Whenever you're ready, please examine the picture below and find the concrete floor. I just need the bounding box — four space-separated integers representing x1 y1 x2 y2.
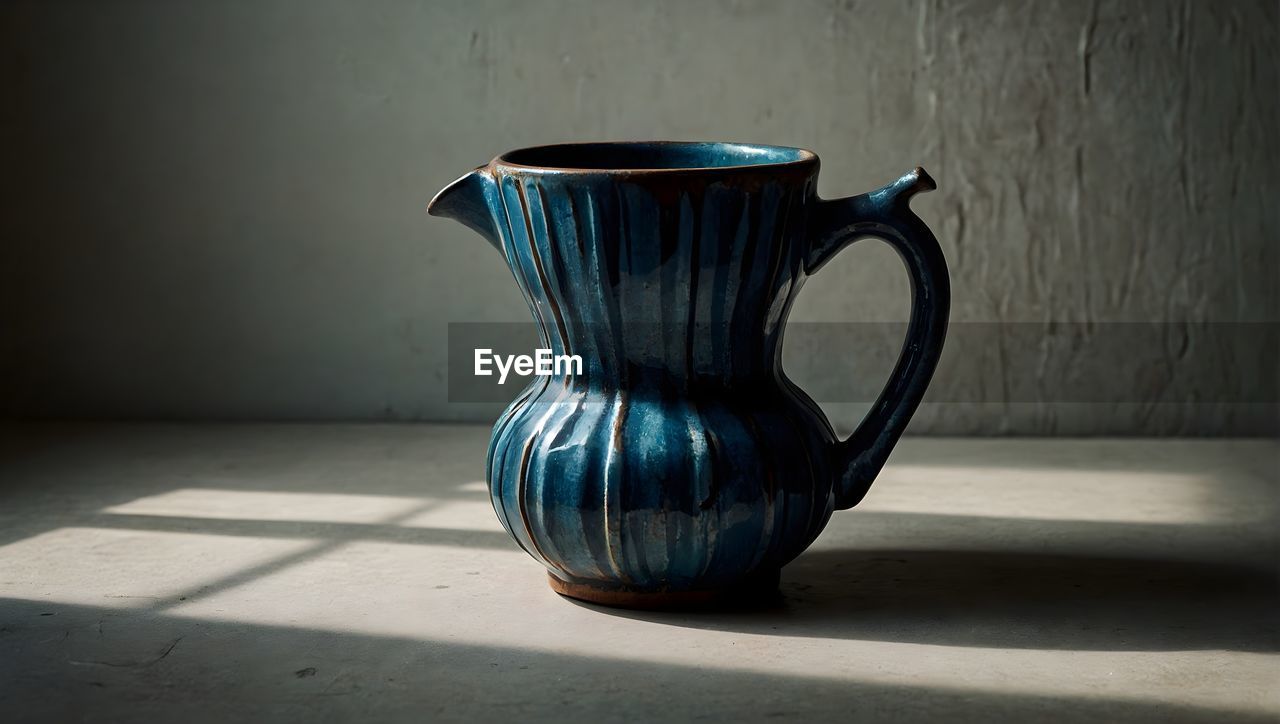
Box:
0 424 1275 722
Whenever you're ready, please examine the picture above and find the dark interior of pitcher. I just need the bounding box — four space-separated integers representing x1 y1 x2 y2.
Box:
498 142 815 171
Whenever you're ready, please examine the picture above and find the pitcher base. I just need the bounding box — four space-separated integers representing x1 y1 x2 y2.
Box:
547 569 781 610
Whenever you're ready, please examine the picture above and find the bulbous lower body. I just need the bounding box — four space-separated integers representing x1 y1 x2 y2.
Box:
486 377 836 605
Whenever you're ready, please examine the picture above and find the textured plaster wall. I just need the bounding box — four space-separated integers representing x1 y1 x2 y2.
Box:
2 0 1277 434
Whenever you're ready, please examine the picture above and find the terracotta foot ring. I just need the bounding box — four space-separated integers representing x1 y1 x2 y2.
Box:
547 569 781 610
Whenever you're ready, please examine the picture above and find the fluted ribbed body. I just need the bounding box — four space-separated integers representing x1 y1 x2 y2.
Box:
484 164 839 590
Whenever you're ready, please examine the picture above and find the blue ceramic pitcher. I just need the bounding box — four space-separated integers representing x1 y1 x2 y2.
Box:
430 142 948 607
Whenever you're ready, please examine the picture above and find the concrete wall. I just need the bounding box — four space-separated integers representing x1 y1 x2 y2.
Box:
3 0 1277 434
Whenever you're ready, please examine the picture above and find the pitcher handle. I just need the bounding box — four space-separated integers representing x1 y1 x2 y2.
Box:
804 167 950 510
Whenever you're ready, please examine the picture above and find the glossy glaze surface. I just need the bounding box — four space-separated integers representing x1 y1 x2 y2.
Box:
430 142 948 597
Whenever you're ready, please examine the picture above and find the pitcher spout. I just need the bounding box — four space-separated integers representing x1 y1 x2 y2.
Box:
428 167 502 253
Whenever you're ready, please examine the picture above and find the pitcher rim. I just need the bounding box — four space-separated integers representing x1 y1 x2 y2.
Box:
491 141 819 176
